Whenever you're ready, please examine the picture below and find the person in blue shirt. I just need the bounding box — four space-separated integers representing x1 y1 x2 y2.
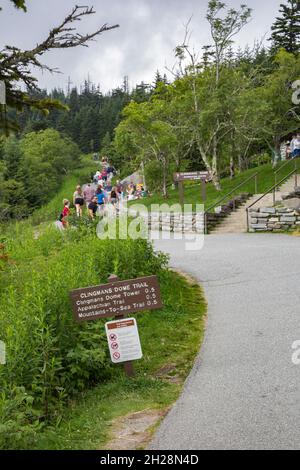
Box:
96 189 106 215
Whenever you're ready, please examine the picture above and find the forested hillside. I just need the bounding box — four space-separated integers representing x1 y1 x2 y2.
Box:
2 1 300 208
8 76 164 154
0 129 82 221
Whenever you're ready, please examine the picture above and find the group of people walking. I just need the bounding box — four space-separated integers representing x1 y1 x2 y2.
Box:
57 158 122 229
56 157 149 230
82 182 121 219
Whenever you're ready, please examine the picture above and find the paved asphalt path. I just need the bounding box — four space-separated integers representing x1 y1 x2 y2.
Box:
150 234 300 450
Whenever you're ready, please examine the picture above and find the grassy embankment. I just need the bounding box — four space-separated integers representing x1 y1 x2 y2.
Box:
30 157 98 226
133 161 298 211
0 165 207 450
34 271 206 450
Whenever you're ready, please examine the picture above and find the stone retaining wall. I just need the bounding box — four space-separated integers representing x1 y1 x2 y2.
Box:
128 193 252 234
249 207 300 232
128 210 205 233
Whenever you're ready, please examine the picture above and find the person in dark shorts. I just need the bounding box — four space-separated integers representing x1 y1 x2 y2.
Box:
88 196 98 219
58 199 70 228
110 187 118 205
73 185 84 217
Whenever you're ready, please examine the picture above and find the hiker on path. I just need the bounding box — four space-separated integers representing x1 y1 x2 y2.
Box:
94 171 101 184
107 165 116 181
127 182 136 200
101 168 108 183
116 180 123 200
88 196 98 219
102 157 108 168
136 183 144 199
73 185 84 217
109 186 119 212
104 181 113 195
59 199 70 228
292 133 300 159
96 187 106 216
83 183 96 209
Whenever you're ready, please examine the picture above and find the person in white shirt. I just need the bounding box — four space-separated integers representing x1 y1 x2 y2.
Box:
292 133 300 158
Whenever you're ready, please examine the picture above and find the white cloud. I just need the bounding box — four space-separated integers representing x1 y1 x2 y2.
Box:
0 0 284 93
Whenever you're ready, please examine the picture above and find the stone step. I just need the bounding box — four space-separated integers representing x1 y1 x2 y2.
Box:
209 174 299 234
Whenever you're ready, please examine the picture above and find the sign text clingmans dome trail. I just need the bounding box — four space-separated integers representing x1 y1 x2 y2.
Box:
70 275 162 322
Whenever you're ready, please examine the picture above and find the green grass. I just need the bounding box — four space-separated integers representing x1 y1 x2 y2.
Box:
32 270 206 450
30 163 97 226
0 156 97 237
135 161 298 211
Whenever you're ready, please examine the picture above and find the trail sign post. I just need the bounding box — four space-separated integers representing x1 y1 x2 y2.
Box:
70 274 162 377
173 171 211 205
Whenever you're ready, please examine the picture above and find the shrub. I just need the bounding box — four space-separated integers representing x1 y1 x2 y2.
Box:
0 225 168 447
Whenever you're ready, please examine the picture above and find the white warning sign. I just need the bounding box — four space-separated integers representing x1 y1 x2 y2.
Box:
105 318 143 364
0 340 6 365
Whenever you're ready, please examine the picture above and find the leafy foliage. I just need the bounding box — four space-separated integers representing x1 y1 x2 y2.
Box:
0 129 81 221
113 0 300 194
0 224 168 448
270 0 300 54
0 0 26 11
0 4 118 134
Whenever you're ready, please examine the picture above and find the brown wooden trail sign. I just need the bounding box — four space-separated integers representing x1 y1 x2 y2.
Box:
70 275 162 323
173 171 211 205
70 274 162 377
174 171 210 182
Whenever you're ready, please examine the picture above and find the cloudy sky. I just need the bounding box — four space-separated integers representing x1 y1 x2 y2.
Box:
1 0 282 93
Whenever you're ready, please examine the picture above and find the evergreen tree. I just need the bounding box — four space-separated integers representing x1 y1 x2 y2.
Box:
270 0 300 54
153 70 163 89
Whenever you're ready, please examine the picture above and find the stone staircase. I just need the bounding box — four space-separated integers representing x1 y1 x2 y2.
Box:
210 174 300 234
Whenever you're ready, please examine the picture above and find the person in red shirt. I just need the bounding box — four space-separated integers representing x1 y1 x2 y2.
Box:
59 199 70 228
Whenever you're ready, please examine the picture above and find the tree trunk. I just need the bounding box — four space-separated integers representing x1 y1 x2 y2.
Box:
273 136 281 166
230 156 235 179
162 155 168 198
141 160 147 191
195 136 221 190
212 135 221 190
230 129 236 178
